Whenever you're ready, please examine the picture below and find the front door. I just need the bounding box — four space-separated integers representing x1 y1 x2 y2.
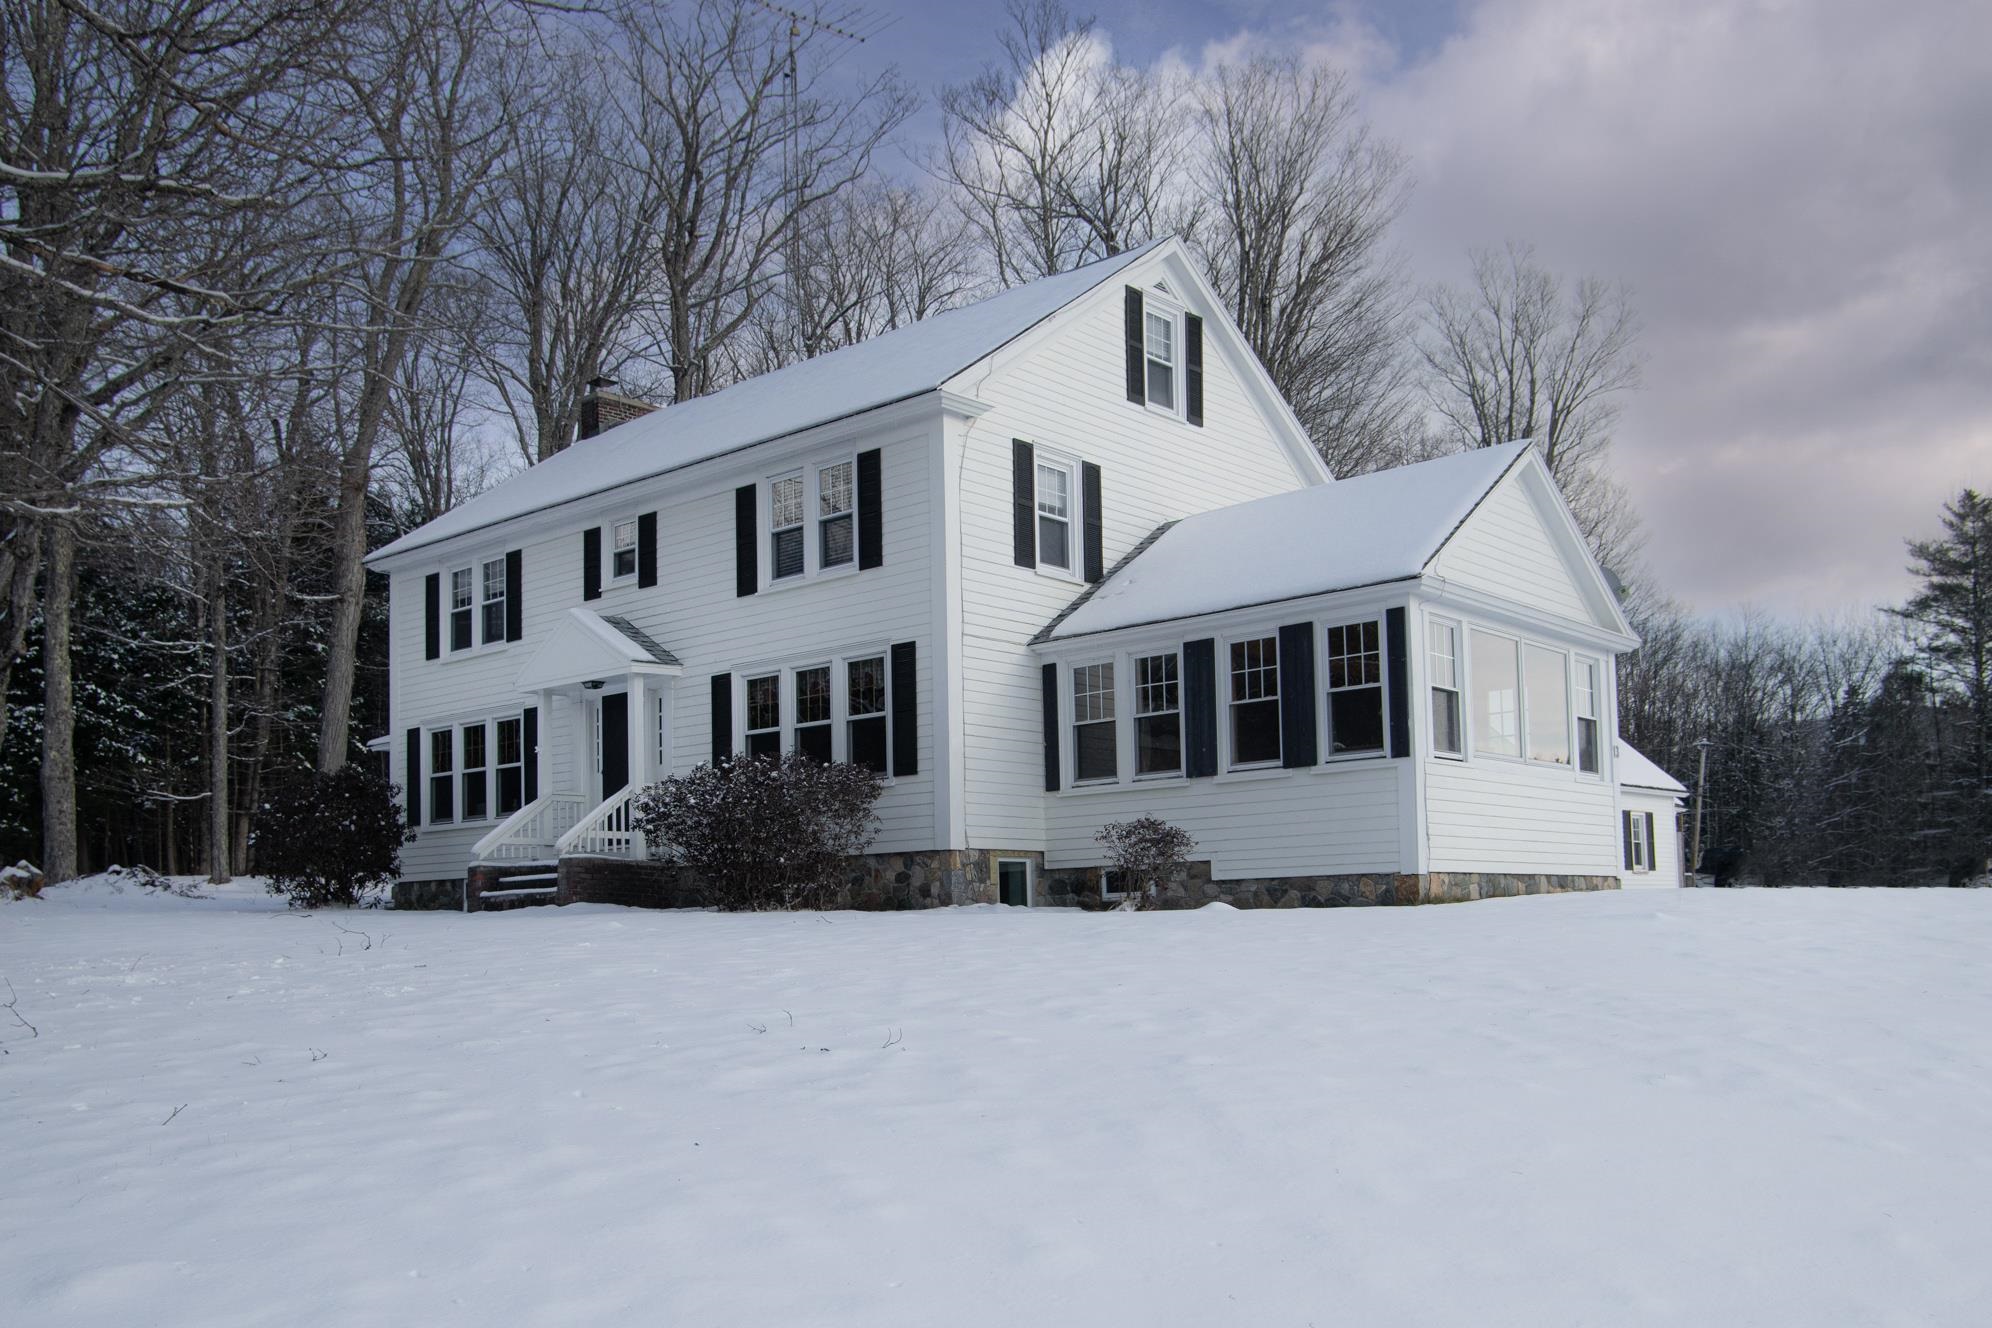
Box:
600 691 630 798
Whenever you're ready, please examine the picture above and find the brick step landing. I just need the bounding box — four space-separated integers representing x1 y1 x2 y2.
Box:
468 864 562 911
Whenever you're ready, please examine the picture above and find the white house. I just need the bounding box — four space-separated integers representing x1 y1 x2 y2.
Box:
364 236 1646 911
1617 741 1688 888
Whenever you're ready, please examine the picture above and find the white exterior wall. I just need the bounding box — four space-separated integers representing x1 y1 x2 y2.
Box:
952 258 1317 852
1620 789 1685 888
385 413 941 881
1429 470 1594 624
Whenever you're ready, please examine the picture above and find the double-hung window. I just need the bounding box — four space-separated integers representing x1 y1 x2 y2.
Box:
449 568 474 652
1429 620 1463 757
745 674 782 757
1627 811 1652 872
794 665 833 762
1325 620 1385 756
847 656 888 773
428 729 456 822
1134 652 1182 776
460 722 489 821
1145 308 1177 410
1524 645 1571 765
1575 659 1602 774
770 473 805 580
495 716 525 816
818 461 854 569
1471 630 1522 758
480 559 506 644
611 519 638 581
1072 662 1117 783
1036 461 1074 573
1229 636 1281 767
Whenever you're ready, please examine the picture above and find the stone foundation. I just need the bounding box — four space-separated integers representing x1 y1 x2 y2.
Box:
1039 859 1619 910
555 848 1043 911
392 878 466 910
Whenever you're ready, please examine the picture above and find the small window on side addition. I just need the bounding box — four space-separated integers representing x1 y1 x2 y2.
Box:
1072 662 1117 783
612 519 638 581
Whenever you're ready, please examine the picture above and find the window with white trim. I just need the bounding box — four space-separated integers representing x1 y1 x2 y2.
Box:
1072 661 1117 783
495 716 525 816
745 674 782 757
1036 460 1074 573
818 460 854 569
847 656 888 773
611 518 638 581
480 559 506 644
1575 658 1602 774
1525 644 1570 765
460 722 489 821
794 665 833 763
1325 619 1385 756
1229 636 1281 767
1627 811 1652 872
1471 630 1522 758
448 567 474 652
1429 619 1463 757
1144 308 1177 411
428 729 456 822
1134 651 1182 776
770 473 805 581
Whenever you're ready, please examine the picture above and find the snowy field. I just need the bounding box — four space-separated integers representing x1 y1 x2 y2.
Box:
4 880 1990 1327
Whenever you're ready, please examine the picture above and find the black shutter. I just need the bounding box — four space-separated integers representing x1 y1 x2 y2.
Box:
405 727 422 825
1385 606 1410 758
891 641 918 776
423 573 440 661
523 706 539 802
1623 811 1636 871
637 511 658 588
504 549 523 641
710 674 732 765
582 526 602 601
734 484 757 596
1124 286 1145 403
1646 812 1658 870
1184 312 1204 426
1183 638 1218 778
1041 662 1060 792
857 448 883 570
1082 462 1104 583
1278 623 1318 767
1011 440 1036 567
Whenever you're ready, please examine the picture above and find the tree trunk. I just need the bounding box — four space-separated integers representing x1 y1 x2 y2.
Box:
0 527 43 758
208 574 232 885
40 520 78 882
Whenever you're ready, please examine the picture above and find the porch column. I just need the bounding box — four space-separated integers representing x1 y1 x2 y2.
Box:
628 674 650 790
537 689 557 798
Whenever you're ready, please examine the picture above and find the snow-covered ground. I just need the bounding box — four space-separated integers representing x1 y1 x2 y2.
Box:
4 879 1989 1326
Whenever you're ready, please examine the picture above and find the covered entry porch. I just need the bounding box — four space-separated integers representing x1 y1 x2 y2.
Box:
471 608 681 868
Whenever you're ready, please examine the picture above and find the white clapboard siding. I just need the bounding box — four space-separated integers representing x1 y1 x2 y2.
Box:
1620 788 1685 888
954 261 1315 851
1424 757 1620 877
1431 469 1594 625
1045 765 1405 879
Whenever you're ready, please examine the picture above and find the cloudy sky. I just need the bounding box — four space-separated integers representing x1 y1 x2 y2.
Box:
856 0 1992 617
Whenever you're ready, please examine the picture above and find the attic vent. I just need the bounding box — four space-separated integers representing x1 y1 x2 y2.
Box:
1153 280 1174 296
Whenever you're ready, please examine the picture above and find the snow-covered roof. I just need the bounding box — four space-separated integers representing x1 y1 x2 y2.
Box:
1618 741 1688 795
370 240 1167 564
598 613 678 666
1042 442 1532 640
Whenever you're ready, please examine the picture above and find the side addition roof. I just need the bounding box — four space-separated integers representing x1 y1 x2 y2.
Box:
1041 442 1532 641
370 240 1166 564
1617 741 1688 795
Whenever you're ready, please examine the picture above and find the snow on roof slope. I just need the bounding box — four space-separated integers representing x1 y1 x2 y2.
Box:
1618 741 1688 794
1045 442 1532 640
370 240 1165 563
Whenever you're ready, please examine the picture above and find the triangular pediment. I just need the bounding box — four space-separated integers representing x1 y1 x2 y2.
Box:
512 608 682 693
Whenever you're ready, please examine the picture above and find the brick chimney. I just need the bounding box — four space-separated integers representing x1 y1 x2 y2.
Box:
578 376 659 441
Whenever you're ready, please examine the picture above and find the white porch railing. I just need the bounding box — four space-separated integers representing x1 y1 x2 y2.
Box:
554 785 647 859
472 791 589 863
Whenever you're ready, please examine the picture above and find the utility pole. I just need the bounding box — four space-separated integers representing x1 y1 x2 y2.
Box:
1689 737 1712 886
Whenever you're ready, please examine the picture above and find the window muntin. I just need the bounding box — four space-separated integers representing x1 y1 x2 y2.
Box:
1525 644 1571 765
428 728 455 822
745 674 782 758
449 567 474 652
1072 662 1117 783
770 473 805 580
1144 309 1176 410
611 519 638 580
1325 620 1385 756
818 461 854 569
1471 630 1521 758
460 722 489 821
794 665 833 763
847 656 888 774
1229 636 1281 767
1134 651 1182 776
480 559 506 645
1575 658 1602 774
495 716 524 816
1036 461 1073 572
1429 619 1463 757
